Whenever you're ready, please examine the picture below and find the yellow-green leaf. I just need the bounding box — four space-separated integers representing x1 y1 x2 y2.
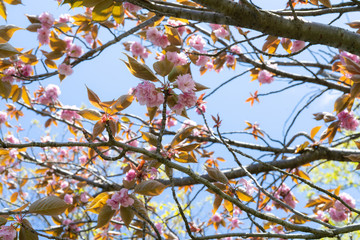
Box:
170 126 196 147
0 1 6 20
0 25 22 43
92 0 114 22
78 109 102 121
112 2 124 25
29 196 68 216
0 43 20 58
87 192 110 213
310 126 321 139
122 53 158 82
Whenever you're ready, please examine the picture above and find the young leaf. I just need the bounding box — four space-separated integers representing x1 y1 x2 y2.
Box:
122 53 158 82
120 206 134 228
19 219 39 240
141 131 158 147
0 43 20 57
170 126 196 147
86 86 103 109
87 192 110 213
134 180 166 196
310 126 322 139
96 204 115 228
153 58 174 77
92 120 106 140
205 166 229 185
92 0 114 22
110 94 134 114
0 25 22 43
29 196 68 216
130 196 149 220
112 2 124 25
319 0 331 8
78 109 102 121
236 189 254 202
213 194 223 213
0 0 6 20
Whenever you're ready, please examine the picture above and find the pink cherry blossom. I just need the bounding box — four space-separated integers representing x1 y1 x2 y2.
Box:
274 183 297 209
130 41 148 59
146 27 169 48
196 102 206 115
2 67 15 83
58 14 71 23
0 225 16 240
196 55 210 66
134 81 164 108
214 27 229 38
189 35 206 51
0 111 7 124
125 169 137 181
178 91 197 108
209 23 221 31
80 192 90 203
338 111 359 131
37 27 51 45
340 51 360 65
211 213 222 223
38 84 61 105
123 2 142 12
60 181 69 189
167 19 186 35
230 45 242 54
226 54 236 66
329 208 348 222
17 64 33 77
64 194 73 204
5 134 20 144
84 33 93 45
238 178 257 195
258 70 274 84
79 155 87 164
230 217 241 228
176 74 196 93
106 188 134 210
290 40 305 53
9 149 18 159
67 44 83 58
39 12 54 29
166 51 188 66
59 106 81 122
334 192 356 211
155 223 163 234
314 210 325 220
58 63 73 76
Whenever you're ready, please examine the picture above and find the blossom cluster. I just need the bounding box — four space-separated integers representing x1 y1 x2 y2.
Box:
171 74 197 115
146 27 170 48
337 110 359 131
0 225 16 240
134 81 164 108
37 84 61 105
37 12 54 45
329 192 355 222
2 61 33 83
106 188 134 210
273 183 297 209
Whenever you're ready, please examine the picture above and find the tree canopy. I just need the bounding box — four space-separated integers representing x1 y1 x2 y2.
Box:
0 0 360 239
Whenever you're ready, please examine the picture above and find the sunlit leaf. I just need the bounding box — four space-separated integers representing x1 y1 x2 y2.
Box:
170 125 196 147
78 109 102 121
0 43 20 58
92 0 114 22
112 2 124 25
120 206 134 228
122 53 158 82
0 1 6 20
134 180 166 196
29 196 68 216
0 25 22 43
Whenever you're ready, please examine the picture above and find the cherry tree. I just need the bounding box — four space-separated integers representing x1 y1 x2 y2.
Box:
0 0 360 239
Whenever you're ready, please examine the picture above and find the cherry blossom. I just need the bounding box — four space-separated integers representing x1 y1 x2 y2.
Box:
58 63 74 76
166 51 188 66
258 69 274 84
167 19 186 35
0 225 16 240
106 188 134 210
59 106 81 122
214 27 229 38
230 45 242 54
338 110 359 131
0 111 7 124
129 41 148 59
125 169 137 181
146 27 169 48
58 13 71 23
37 27 51 45
39 12 54 29
211 213 223 223
123 2 142 12
176 74 196 93
340 51 360 64
64 194 73 204
274 183 297 209
67 44 83 58
196 54 210 66
290 40 306 53
189 35 206 51
134 81 164 108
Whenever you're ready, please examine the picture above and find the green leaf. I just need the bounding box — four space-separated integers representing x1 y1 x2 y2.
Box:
0 25 22 43
92 0 114 22
122 53 158 82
